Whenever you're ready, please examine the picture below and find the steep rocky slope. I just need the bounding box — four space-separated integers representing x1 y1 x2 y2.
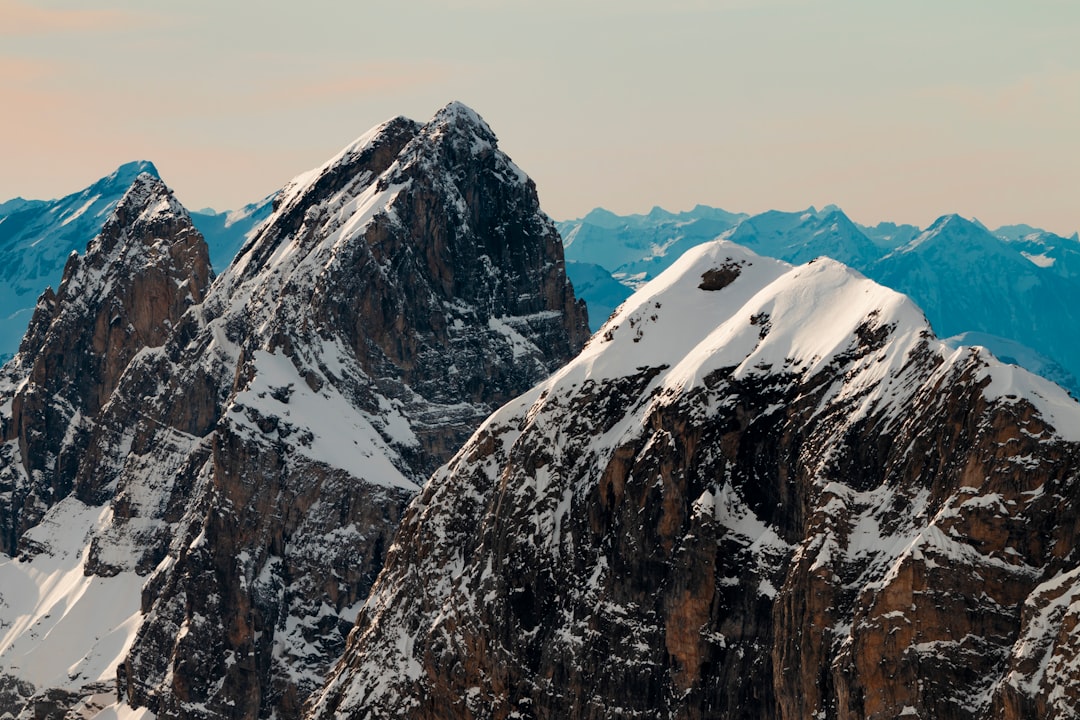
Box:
0 101 587 719
0 173 213 716
0 173 212 555
310 239 1080 720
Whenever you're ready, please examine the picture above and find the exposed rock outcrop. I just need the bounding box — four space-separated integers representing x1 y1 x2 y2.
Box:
309 242 1080 720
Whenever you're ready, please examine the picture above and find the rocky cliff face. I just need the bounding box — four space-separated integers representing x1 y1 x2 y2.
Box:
0 173 212 555
0 101 587 719
309 240 1080 720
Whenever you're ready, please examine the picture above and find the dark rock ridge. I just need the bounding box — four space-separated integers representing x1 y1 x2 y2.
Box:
308 240 1080 720
0 173 212 554
0 101 586 719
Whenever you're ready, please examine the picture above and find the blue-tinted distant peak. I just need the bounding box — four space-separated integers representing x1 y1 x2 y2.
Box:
647 205 675 219
111 160 159 183
579 207 625 229
88 161 160 197
926 213 981 234
818 206 855 225
895 213 1005 257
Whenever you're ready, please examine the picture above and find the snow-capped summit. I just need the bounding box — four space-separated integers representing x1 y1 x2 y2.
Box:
0 162 272 361
558 204 748 329
310 238 1080 720
892 213 1002 255
558 204 1080 397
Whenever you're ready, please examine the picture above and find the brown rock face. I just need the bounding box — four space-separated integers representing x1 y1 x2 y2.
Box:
0 173 211 555
307 244 1080 720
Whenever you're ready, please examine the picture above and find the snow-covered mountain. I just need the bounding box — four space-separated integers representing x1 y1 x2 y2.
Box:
310 239 1080 720
0 101 587 719
6 104 1080 720
0 164 272 362
559 205 1080 396
872 214 1080 396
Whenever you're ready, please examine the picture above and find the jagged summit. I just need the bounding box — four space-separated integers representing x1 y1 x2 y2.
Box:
0 170 211 551
85 172 189 258
421 99 500 152
0 102 588 719
0 161 172 359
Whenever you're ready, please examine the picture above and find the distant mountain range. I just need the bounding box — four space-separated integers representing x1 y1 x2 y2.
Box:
10 173 1077 399
559 205 1080 395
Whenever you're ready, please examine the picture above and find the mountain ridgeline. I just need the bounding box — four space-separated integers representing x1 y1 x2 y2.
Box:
310 241 1080 720
2 103 1080 720
560 206 1080 397
0 102 586 718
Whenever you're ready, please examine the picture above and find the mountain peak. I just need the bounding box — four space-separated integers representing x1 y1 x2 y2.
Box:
113 159 158 178
897 213 994 253
577 207 624 229
928 212 974 231
91 172 191 258
94 160 159 194
431 100 495 135
405 101 505 173
647 205 675 219
116 171 175 209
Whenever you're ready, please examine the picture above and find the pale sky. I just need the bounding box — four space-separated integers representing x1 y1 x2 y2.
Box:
2 0 1079 234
